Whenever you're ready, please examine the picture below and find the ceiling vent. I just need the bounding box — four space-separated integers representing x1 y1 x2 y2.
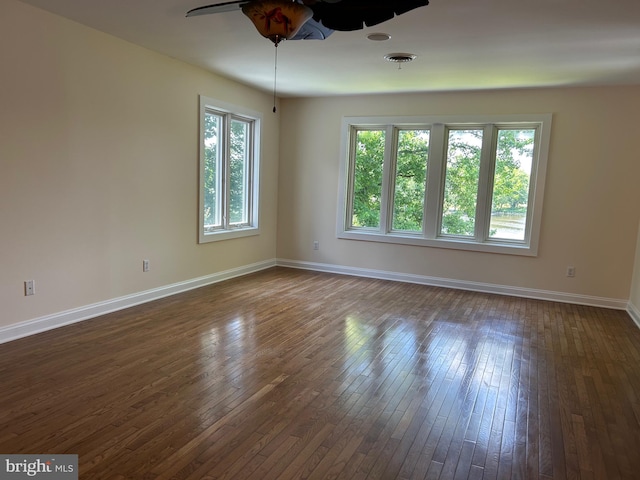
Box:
384 53 417 64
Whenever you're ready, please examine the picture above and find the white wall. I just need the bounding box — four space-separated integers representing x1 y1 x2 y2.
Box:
277 88 640 304
0 0 279 331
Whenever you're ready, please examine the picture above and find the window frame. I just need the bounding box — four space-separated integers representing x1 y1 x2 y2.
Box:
337 114 552 256
198 95 261 244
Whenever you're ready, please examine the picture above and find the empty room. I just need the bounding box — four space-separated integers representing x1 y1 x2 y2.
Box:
2 0 640 478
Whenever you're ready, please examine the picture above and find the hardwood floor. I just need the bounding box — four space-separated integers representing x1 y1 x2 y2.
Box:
1 267 640 479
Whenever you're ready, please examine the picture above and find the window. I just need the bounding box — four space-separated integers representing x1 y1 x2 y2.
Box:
338 114 552 255
199 96 261 243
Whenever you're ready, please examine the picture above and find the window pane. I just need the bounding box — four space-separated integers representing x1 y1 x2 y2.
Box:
352 129 385 228
229 119 250 225
392 129 429 232
441 129 483 236
203 111 223 229
489 129 535 240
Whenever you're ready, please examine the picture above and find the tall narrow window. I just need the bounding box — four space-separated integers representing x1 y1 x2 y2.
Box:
351 129 385 229
489 128 535 241
199 96 261 243
392 129 430 232
203 111 223 230
229 118 251 226
440 129 483 237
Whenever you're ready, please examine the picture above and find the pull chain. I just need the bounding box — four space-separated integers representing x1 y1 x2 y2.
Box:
272 36 279 113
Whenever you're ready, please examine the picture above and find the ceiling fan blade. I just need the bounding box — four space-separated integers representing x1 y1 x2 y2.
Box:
190 0 422 41
186 0 250 17
187 0 348 19
309 0 429 31
290 18 334 40
188 0 336 40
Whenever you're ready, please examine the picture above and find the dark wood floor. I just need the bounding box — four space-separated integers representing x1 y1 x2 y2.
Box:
1 267 640 479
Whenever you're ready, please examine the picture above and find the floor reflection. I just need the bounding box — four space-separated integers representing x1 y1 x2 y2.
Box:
339 312 521 456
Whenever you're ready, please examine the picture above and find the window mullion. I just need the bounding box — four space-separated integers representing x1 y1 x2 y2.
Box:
246 121 255 226
523 125 541 245
379 125 396 234
344 126 358 230
424 124 445 239
474 125 496 242
222 114 231 229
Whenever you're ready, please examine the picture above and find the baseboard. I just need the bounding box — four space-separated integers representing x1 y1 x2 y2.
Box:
2 257 633 345
277 258 629 310
628 303 640 329
0 259 276 345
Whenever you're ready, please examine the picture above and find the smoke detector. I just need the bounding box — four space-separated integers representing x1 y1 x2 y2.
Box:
367 32 391 41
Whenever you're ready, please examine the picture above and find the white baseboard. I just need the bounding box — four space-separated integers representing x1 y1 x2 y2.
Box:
0 259 276 345
628 303 640 329
2 257 634 345
276 258 629 311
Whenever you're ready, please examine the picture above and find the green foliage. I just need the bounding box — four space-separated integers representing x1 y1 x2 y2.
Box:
352 129 430 231
229 119 249 224
392 130 429 231
203 113 220 227
441 130 482 235
350 125 534 237
352 130 385 228
203 114 251 227
491 129 533 214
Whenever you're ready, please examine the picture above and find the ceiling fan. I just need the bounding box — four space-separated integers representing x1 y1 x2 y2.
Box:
186 0 430 43
187 1 429 112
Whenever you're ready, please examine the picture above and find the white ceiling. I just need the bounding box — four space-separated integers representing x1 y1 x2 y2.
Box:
18 0 640 97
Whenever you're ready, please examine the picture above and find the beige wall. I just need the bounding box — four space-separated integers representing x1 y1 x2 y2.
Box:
277 87 640 301
0 0 279 328
2 0 640 335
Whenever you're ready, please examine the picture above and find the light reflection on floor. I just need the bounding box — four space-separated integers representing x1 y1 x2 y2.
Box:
339 313 520 459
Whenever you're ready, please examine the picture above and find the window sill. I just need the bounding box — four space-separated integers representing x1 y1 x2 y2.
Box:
337 230 537 256
199 226 260 244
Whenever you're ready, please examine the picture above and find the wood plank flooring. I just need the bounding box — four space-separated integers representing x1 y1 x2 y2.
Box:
1 267 640 479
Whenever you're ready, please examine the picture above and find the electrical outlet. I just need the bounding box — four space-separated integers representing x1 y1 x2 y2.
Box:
566 266 575 277
143 259 150 272
313 240 319 251
24 280 35 296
